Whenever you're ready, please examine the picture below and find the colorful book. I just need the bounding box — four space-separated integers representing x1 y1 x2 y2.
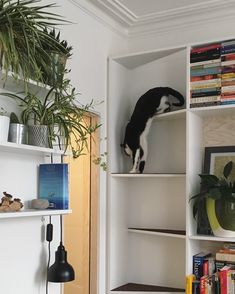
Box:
192 280 200 294
220 265 232 294
190 96 221 104
39 163 69 209
186 274 196 294
190 58 221 67
191 44 221 54
190 67 221 77
193 252 211 280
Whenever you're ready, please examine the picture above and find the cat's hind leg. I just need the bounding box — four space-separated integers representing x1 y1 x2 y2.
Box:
139 140 148 174
129 148 140 173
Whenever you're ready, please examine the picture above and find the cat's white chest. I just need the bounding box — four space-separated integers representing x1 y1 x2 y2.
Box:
156 95 169 114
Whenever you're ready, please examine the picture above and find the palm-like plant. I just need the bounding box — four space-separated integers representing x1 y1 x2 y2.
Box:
0 0 69 83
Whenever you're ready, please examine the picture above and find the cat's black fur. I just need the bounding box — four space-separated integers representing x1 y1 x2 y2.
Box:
121 87 184 173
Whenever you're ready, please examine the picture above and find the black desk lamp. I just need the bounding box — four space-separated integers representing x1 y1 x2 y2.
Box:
47 215 75 283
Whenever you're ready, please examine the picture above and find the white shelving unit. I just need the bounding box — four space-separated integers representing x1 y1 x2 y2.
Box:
0 209 72 219
107 40 235 293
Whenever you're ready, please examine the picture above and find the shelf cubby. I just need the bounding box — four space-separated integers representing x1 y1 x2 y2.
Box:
111 283 185 292
128 228 186 239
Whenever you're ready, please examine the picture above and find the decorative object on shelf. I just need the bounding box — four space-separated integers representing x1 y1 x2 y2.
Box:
39 163 69 209
0 191 23 212
41 28 73 87
8 112 28 144
31 199 49 210
0 107 10 142
0 0 70 85
121 87 184 173
191 146 235 237
47 215 75 283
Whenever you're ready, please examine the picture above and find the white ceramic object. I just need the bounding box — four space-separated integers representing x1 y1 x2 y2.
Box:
0 115 10 142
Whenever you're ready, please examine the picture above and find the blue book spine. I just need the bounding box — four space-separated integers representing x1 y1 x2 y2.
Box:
193 253 211 280
39 163 69 209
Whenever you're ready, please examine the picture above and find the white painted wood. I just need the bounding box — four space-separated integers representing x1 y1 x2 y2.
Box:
0 209 72 219
128 229 186 239
189 235 235 242
111 173 186 178
0 141 65 156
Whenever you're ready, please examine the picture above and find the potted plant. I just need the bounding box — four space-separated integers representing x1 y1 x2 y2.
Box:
191 161 235 237
0 107 10 142
41 28 73 87
1 81 100 153
0 0 69 84
8 112 28 145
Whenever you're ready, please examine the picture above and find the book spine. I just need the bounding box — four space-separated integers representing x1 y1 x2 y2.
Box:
191 83 221 90
190 74 221 81
191 90 221 98
222 73 235 79
186 274 196 294
191 44 221 54
190 96 221 104
200 275 208 294
220 268 229 294
192 280 200 294
191 62 221 70
190 58 221 67
191 87 221 94
190 101 221 108
221 53 235 61
190 78 221 85
221 60 235 66
191 67 221 77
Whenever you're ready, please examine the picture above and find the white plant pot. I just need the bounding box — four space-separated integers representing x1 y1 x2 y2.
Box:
0 115 10 142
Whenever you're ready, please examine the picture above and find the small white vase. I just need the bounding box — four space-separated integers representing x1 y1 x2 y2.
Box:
0 115 10 142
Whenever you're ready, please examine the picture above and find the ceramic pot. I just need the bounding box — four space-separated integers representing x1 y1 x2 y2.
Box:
206 198 235 237
28 125 49 147
0 115 10 142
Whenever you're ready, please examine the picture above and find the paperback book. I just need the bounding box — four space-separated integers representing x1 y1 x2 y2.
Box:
39 163 69 209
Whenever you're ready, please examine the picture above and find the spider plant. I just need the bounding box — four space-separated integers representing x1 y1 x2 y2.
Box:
0 0 69 84
1 81 100 156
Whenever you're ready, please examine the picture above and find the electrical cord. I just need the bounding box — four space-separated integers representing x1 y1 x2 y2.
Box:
46 216 53 294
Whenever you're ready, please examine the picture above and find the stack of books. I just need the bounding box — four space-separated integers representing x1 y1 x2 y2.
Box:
221 40 235 105
190 43 221 108
186 247 235 293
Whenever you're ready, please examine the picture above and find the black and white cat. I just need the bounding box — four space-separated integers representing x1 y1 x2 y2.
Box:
121 87 184 173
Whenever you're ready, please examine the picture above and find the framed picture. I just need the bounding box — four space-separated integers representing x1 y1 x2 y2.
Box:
204 146 235 178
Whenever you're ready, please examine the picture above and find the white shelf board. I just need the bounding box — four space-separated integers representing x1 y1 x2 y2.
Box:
190 104 235 117
111 46 186 69
0 209 72 219
189 235 235 242
128 229 186 239
0 141 65 156
154 109 186 121
111 173 186 178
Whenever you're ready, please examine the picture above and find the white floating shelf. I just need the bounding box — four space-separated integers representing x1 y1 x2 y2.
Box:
128 228 186 239
0 141 65 156
111 173 186 178
189 234 235 242
154 109 186 121
190 104 235 117
0 209 72 219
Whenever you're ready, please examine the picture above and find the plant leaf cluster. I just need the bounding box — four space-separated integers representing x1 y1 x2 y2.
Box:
0 0 70 83
191 161 235 218
1 81 100 153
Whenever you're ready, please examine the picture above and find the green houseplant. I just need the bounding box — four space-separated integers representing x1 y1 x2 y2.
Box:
191 161 235 237
0 0 69 84
2 81 100 154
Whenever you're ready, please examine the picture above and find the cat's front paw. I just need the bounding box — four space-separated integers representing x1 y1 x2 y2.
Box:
129 169 139 174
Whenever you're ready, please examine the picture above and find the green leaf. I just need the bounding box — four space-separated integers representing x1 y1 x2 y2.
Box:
199 174 219 186
207 188 221 200
223 161 233 179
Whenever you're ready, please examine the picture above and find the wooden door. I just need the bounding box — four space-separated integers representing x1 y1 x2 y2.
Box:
64 114 99 294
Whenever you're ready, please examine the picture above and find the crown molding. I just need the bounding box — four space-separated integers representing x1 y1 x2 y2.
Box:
69 0 235 38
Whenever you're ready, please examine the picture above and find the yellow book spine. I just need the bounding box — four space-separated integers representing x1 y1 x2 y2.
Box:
186 274 196 294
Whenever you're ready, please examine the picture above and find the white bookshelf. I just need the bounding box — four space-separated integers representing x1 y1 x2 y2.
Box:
107 40 235 293
0 209 72 219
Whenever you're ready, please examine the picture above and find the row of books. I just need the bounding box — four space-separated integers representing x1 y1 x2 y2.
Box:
186 243 235 293
190 39 235 108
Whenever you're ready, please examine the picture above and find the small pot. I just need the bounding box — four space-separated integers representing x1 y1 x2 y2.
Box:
28 125 49 148
0 115 10 142
8 123 28 144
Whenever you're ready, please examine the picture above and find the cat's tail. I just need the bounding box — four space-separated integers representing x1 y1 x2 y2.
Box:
166 87 185 106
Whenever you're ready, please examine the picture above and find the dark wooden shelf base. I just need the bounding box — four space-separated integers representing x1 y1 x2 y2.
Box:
128 228 186 236
111 283 185 292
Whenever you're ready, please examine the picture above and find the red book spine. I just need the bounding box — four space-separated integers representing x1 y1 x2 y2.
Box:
200 275 207 294
220 266 231 294
191 44 221 54
203 260 209 276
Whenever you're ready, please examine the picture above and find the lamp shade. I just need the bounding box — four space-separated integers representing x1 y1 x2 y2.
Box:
48 242 75 283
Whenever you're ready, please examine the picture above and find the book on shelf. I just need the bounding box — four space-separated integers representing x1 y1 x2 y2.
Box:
190 58 221 67
190 67 221 77
193 252 211 280
190 96 221 104
191 62 221 70
220 265 233 294
190 101 221 108
191 90 221 98
221 53 235 61
191 43 221 54
38 163 69 210
186 274 196 294
190 73 221 82
192 280 200 294
216 252 235 262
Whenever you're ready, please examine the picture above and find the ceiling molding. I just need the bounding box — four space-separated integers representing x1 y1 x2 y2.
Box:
70 0 235 38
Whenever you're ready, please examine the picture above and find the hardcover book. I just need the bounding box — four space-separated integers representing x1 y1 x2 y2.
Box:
39 163 69 209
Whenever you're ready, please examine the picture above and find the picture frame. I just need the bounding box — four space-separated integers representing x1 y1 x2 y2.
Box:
204 146 235 176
